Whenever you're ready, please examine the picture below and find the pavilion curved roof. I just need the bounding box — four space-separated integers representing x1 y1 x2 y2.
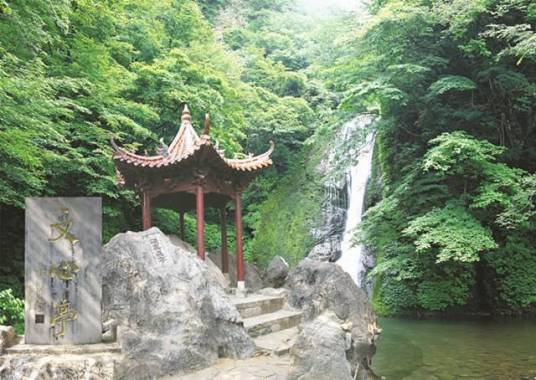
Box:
111 106 274 184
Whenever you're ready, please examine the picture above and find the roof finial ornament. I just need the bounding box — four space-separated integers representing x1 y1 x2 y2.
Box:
181 104 191 124
203 113 210 136
157 138 170 157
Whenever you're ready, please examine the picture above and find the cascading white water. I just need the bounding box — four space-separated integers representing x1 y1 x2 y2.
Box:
336 115 374 287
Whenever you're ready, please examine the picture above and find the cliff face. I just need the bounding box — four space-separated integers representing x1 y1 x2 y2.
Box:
307 116 375 275
248 118 357 268
307 118 356 264
306 179 347 263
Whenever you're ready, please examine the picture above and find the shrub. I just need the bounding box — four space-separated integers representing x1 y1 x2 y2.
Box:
0 288 24 334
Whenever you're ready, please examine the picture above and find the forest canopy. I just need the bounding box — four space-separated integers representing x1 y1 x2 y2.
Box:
1 0 535 317
0 0 334 300
344 0 536 314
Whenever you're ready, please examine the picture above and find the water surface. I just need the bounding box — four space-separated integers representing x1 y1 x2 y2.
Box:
372 317 536 380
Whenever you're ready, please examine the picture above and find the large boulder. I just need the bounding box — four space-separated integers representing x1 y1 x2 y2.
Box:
289 313 353 380
208 249 264 291
286 258 380 378
102 228 255 379
263 255 289 288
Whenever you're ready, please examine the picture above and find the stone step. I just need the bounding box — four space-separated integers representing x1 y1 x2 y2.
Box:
5 342 121 355
243 309 302 338
253 326 299 356
230 294 285 318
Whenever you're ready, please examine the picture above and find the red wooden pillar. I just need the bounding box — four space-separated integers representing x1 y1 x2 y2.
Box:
142 191 152 231
220 208 229 276
196 185 205 260
235 193 245 289
179 212 185 241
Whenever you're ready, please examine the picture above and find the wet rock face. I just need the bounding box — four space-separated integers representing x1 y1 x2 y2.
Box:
102 228 255 379
286 258 379 378
289 313 353 380
263 256 289 288
307 236 342 262
307 183 347 263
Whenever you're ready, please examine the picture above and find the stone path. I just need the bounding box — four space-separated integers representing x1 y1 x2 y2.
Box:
1 292 301 380
230 293 302 353
164 355 291 380
253 327 298 356
165 292 302 379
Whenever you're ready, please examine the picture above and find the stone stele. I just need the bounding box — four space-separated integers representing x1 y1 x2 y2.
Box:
24 197 102 345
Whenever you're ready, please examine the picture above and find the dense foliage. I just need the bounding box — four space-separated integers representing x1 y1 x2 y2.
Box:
337 0 536 315
0 289 24 334
1 0 534 318
0 0 329 296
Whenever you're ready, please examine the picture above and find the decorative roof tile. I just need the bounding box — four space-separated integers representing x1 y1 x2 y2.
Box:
111 105 273 173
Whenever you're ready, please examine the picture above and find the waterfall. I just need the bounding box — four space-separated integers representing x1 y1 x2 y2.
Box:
336 115 374 287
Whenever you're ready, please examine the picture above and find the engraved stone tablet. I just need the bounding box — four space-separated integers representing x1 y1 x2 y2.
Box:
25 197 102 344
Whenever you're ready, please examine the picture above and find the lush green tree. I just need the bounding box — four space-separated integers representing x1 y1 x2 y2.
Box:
1 0 534 319
337 0 536 314
0 0 328 297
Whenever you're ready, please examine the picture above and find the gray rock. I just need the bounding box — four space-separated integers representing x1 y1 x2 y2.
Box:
0 354 119 379
258 287 288 299
205 257 230 290
102 228 255 379
307 236 342 262
286 258 380 377
310 200 346 241
289 313 353 380
307 182 347 264
168 234 229 290
208 249 264 291
166 233 195 252
244 262 264 291
263 256 289 288
0 326 17 353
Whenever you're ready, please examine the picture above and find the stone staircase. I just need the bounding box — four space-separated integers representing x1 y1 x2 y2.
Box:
231 294 302 356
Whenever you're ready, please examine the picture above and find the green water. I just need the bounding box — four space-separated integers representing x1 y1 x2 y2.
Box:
372 318 536 380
